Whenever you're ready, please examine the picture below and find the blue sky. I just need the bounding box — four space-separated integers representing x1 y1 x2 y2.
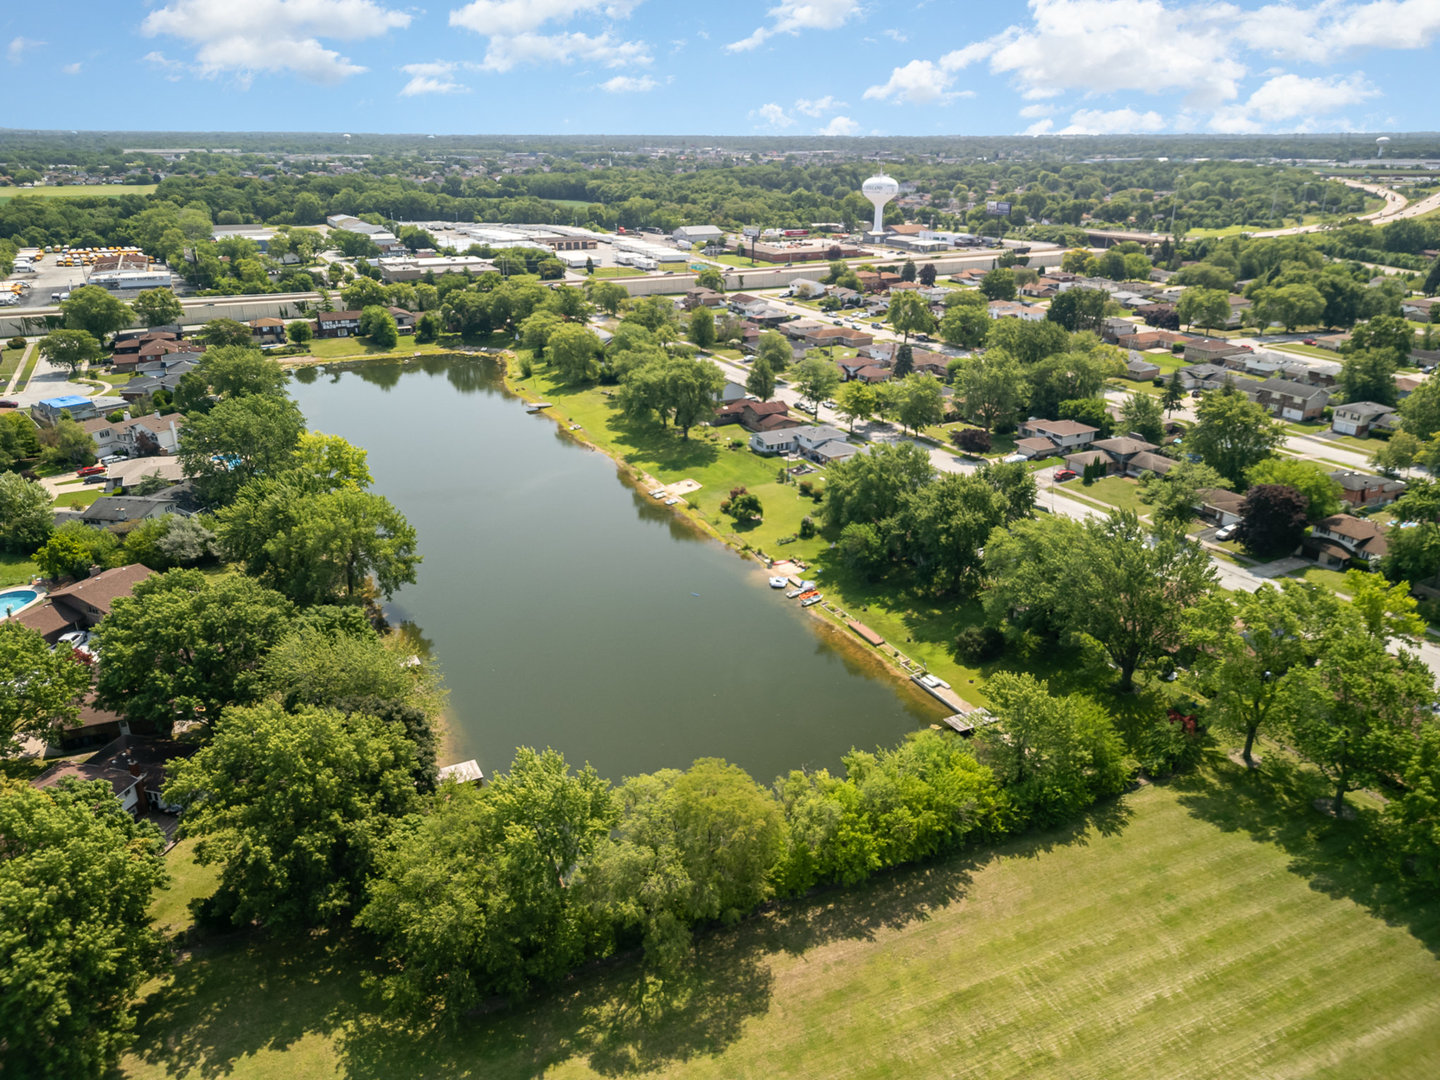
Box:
4 1 1438 136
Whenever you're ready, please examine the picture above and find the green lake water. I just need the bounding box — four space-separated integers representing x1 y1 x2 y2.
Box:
288 355 938 785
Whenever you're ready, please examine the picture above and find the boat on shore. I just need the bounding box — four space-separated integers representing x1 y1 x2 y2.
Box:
801 594 824 608
768 576 788 589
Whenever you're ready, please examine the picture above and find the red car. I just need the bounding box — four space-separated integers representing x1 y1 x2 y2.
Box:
76 464 106 477
1303 338 1317 345
1053 469 1078 481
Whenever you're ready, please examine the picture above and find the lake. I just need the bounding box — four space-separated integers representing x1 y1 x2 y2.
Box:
288 355 938 785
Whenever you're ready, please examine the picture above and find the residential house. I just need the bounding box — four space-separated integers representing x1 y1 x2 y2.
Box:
31 735 196 817
1084 436 1160 474
1196 487 1246 526
1016 418 1099 452
1123 354 1162 381
1102 317 1139 341
1331 400 1396 437
718 381 748 405
1330 470 1406 509
1401 297 1437 321
248 317 287 345
987 300 1046 322
1396 375 1425 399
315 309 365 338
808 439 863 464
1177 363 1238 392
1224 294 1252 329
780 319 828 342
849 364 891 384
788 278 826 299
32 395 98 424
749 429 799 455
1248 378 1330 421
1305 514 1388 569
714 399 802 433
1183 339 1246 364
76 496 179 530
388 307 417 334
1063 449 1115 475
682 288 725 310
803 326 873 348
1014 437 1059 459
1412 349 1440 372
726 293 770 318
1126 450 1175 477
81 413 184 458
792 425 851 462
44 564 156 629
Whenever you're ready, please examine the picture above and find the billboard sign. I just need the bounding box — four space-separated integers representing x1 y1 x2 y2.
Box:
986 200 1012 217
743 227 761 238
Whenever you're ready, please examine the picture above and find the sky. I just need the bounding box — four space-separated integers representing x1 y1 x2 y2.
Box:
4 0 1439 136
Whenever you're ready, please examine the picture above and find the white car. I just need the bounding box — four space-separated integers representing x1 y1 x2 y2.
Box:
1215 523 1240 541
58 630 90 649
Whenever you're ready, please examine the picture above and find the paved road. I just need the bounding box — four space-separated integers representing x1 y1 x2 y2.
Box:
1249 177 1438 238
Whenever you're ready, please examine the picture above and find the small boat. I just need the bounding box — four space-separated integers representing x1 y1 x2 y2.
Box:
786 588 803 599
796 589 819 601
801 594 824 608
649 488 666 498
768 576 788 589
665 497 680 506
800 580 816 591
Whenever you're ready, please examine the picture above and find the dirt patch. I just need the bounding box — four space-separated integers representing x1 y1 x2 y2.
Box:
1227 749 1263 769
667 478 702 496
1312 797 1358 820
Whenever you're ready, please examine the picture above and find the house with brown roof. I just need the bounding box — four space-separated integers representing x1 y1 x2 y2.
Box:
1016 418 1099 452
45 564 155 629
683 288 725 310
1075 436 1159 475
1329 470 1406 509
803 326 873 348
1183 339 1246 363
31 735 196 817
1305 514 1389 568
315 309 365 338
713 399 802 433
248 317 287 345
1196 487 1245 526
1126 450 1175 477
81 412 184 458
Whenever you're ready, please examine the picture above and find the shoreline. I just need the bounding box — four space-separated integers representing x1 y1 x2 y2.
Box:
497 355 952 723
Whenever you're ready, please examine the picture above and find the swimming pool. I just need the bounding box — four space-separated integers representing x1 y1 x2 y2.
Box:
0 588 41 618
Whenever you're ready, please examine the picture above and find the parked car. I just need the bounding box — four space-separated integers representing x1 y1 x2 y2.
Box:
1053 469 1078 481
58 630 90 649
1215 523 1240 541
871 322 883 329
76 464 106 477
0 399 17 409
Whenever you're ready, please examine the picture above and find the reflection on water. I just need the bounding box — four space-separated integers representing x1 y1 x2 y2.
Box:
288 354 935 783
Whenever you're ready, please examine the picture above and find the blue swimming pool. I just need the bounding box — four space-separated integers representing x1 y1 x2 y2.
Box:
0 588 40 617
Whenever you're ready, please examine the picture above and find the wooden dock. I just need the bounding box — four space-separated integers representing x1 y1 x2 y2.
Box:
846 619 885 647
940 712 997 737
911 673 972 713
438 759 485 786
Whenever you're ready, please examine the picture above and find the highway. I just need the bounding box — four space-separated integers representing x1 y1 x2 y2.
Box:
1249 176 1440 238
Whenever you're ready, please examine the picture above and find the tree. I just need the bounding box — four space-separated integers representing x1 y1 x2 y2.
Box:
1139 459 1229 529
39 416 97 468
548 323 603 385
286 319 313 346
1187 386 1285 486
1046 287 1107 332
901 259 917 282
892 373 946 435
985 511 1215 691
792 355 841 414
415 311 440 343
952 426 992 454
588 280 628 316
0 472 53 553
979 267 1016 300
758 329 792 372
1344 567 1425 643
1348 314 1414 362
1162 369 1185 414
1119 391 1164 444
1027 348 1119 419
177 392 306 505
939 301 989 349
1287 611 1433 816
179 345 288 406
341 276 389 310
822 440 933 531
0 778 167 1080
59 285 131 343
837 520 888 579
1175 263 1237 292
0 623 90 754
165 702 418 928
1253 283 1325 331
1176 287 1230 332
360 305 399 347
359 749 616 1014
887 290 938 346
987 318 1070 365
129 288 183 328
1372 430 1422 476
92 569 295 730
892 343 914 378
834 379 877 432
218 483 419 605
1400 377 1440 441
688 306 716 349
695 267 725 291
1246 458 1342 520
1239 484 1310 558
745 353 776 401
195 318 254 349
37 328 101 375
1336 348 1397 406
664 355 725 438
979 673 1129 826
720 486 763 522
918 262 937 287
897 471 1009 592
34 521 119 580
1186 582 1334 766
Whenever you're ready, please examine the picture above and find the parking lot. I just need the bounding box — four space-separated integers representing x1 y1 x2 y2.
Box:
6 254 92 306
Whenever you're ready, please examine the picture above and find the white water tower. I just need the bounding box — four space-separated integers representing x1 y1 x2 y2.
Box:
1376 136 1390 158
862 172 900 236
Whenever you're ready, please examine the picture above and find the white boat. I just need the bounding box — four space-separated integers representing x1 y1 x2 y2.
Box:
768 576 788 589
649 488 666 498
786 588 803 599
665 497 680 506
801 594 824 608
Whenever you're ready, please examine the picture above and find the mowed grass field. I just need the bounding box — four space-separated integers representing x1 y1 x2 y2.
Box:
0 183 157 201
121 755 1440 1080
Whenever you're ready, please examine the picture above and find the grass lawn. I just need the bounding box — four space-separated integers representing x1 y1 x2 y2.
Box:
0 344 25 384
121 756 1440 1080
0 553 37 587
579 267 645 280
53 488 103 509
1075 475 1149 514
1270 342 1342 361
296 339 467 361
0 183 157 201
15 345 42 390
1286 564 1354 594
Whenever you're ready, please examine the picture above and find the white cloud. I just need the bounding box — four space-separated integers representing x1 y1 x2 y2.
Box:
143 51 187 81
818 115 860 136
449 0 642 36
599 74 657 92
142 0 411 84
794 94 844 117
7 36 43 63
1018 103 1055 118
752 102 796 128
1058 107 1167 134
477 31 651 72
727 0 862 52
864 59 974 105
399 61 472 96
883 28 908 42
1235 0 1440 62
1209 70 1381 131
62 62 83 75
1024 118 1055 135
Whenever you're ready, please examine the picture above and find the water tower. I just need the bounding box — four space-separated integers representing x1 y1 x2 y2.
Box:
1376 136 1390 158
862 172 900 237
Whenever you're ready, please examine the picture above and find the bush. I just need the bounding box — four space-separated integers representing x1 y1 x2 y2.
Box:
518 356 534 379
951 427 992 454
799 516 817 539
798 479 815 498
8 336 24 350
106 410 125 424
954 624 1004 663
1134 709 1209 778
